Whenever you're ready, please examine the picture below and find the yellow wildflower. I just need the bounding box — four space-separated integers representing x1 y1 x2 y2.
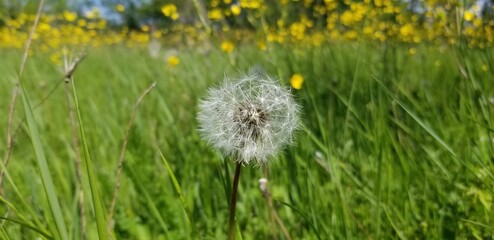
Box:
340 11 354 26
208 8 223 20
116 4 125 12
240 0 262 9
221 40 235 53
162 4 179 20
38 22 51 32
400 23 414 38
167 55 180 67
290 22 306 40
464 11 475 21
77 19 87 27
408 47 417 55
231 5 242 16
63 10 77 22
290 74 304 90
344 30 358 40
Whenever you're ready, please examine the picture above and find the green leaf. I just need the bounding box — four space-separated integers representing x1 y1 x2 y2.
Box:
0 216 53 239
157 147 196 234
374 76 457 157
20 83 68 240
478 190 492 211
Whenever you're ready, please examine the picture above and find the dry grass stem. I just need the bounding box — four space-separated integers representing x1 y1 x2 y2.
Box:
18 0 45 81
107 81 157 234
0 0 45 194
0 87 19 194
63 50 88 240
261 169 292 240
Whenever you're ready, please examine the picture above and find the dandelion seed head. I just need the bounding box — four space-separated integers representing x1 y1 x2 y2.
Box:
198 72 300 165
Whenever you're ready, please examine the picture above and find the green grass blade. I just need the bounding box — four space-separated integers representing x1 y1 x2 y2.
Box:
19 83 68 240
157 147 195 233
0 216 53 239
0 195 51 238
0 151 47 232
275 200 322 240
70 79 108 240
300 123 328 155
0 226 10 240
374 76 457 157
124 159 170 237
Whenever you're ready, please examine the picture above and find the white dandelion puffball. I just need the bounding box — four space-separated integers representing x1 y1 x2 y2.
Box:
198 73 300 165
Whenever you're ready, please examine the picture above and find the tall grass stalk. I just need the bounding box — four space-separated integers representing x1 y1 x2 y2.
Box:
70 76 108 240
63 50 86 240
107 81 156 234
14 0 70 239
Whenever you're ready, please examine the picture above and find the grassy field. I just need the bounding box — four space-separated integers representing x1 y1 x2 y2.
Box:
1 41 494 239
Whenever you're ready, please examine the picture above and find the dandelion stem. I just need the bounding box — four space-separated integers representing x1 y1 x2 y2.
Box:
228 162 242 240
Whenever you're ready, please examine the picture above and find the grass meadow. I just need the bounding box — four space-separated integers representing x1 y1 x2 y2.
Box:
1 39 494 239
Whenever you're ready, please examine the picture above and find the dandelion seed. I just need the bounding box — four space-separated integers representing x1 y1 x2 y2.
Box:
198 72 300 165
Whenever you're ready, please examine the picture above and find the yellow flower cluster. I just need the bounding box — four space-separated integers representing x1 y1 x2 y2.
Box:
162 4 179 20
1 1 494 53
0 12 153 50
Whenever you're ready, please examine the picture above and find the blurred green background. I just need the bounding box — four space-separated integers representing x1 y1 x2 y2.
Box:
1 0 494 239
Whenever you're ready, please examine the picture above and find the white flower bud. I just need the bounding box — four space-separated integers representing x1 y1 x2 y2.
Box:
258 178 268 195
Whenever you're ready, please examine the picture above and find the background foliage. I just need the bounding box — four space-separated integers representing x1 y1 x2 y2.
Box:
1 0 494 239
